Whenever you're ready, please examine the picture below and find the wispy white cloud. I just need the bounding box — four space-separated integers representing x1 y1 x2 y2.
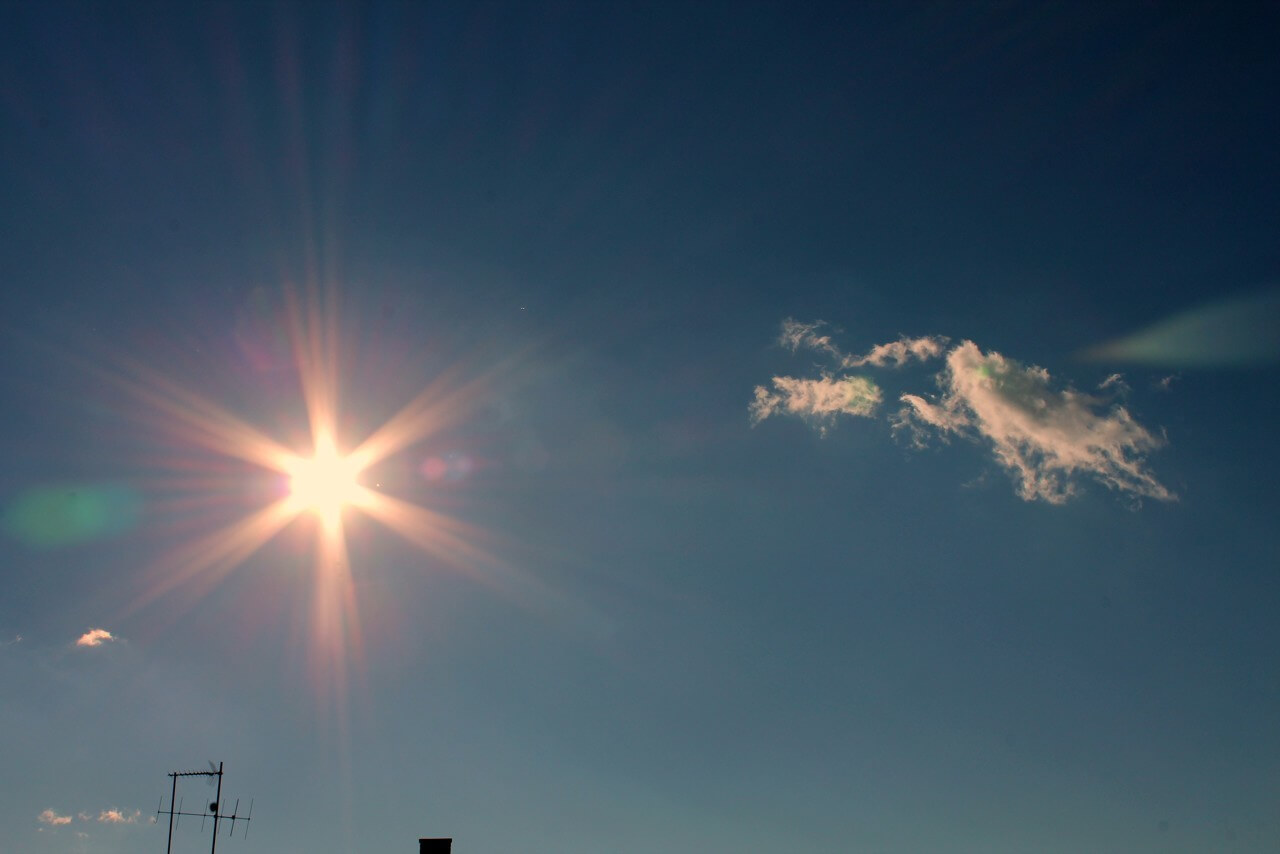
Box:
896 341 1174 504
75 628 116 648
38 808 72 826
779 319 842 359
98 809 141 824
1098 373 1129 393
779 318 946 368
750 374 882 435
755 320 1174 504
755 319 945 434
850 335 950 368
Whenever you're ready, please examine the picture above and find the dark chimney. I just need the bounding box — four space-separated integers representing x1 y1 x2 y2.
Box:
419 839 452 854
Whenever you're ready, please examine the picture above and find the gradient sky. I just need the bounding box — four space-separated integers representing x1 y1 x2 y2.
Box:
2 3 1278 853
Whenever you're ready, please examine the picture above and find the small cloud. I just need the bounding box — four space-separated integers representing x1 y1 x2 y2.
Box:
1 634 20 647
38 808 72 826
779 318 946 368
750 375 882 435
98 808 141 824
78 812 92 821
896 341 1174 504
1155 374 1179 391
756 319 942 434
1098 373 1129 393
848 335 949 368
76 831 90 839
76 628 116 648
780 318 843 359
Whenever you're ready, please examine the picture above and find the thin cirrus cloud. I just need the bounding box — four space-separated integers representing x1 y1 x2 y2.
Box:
754 320 1174 504
75 628 116 647
780 318 948 367
750 375 882 435
896 341 1174 504
38 808 144 827
750 320 944 435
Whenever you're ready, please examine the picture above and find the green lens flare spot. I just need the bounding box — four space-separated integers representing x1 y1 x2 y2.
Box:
2 483 141 548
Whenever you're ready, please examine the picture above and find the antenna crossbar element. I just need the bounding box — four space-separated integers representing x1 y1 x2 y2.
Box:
165 809 227 819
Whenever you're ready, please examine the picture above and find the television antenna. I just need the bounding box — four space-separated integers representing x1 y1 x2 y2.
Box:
156 762 253 854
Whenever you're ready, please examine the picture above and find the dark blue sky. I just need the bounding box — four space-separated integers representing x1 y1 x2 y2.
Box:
2 2 1278 852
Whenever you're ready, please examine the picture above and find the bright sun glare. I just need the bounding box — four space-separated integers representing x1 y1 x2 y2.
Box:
285 437 364 524
103 281 499 702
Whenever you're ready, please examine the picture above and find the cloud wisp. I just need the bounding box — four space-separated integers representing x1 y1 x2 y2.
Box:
897 341 1174 504
38 807 146 830
750 375 881 435
751 321 945 435
754 320 1174 504
780 319 947 368
75 628 116 648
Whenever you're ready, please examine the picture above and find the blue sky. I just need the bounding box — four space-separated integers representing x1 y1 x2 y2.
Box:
2 2 1278 852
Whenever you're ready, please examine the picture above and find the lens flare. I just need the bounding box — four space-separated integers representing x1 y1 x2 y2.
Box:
81 280 514 709
2 483 141 548
1082 288 1280 367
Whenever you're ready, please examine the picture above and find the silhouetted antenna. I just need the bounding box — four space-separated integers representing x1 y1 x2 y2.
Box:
222 797 253 839
156 762 254 854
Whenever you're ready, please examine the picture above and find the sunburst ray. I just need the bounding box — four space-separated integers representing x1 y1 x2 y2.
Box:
87 282 511 702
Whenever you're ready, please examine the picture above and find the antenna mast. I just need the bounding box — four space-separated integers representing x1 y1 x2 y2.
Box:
156 762 253 854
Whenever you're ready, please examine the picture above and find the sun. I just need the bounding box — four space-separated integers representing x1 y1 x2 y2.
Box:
284 435 365 527
97 280 510 707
